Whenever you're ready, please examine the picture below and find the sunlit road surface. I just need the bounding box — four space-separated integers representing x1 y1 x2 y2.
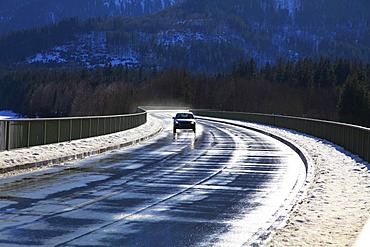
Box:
0 111 306 246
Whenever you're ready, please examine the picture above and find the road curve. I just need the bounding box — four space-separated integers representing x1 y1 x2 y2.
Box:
0 111 306 246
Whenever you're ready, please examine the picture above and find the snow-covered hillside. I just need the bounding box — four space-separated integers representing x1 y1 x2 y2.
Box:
103 0 177 13
1 0 370 72
0 110 20 119
27 33 140 68
0 0 181 33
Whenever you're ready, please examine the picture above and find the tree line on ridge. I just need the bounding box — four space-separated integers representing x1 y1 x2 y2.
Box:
0 57 369 127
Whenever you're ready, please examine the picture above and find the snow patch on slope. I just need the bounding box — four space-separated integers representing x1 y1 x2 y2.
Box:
0 111 20 119
27 32 139 68
103 0 177 15
273 0 302 16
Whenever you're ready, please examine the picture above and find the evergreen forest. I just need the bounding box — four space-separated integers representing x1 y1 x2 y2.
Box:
0 57 369 127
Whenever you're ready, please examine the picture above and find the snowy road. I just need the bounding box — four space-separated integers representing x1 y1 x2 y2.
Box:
0 111 306 246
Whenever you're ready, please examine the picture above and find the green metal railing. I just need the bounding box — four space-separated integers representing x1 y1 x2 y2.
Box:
0 111 147 151
192 110 370 164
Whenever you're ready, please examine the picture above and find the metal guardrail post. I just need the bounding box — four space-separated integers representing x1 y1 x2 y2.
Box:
102 118 107 135
366 131 370 162
57 119 61 143
27 120 31 148
80 119 83 139
69 119 72 141
89 118 92 138
6 121 10 151
43 120 47 145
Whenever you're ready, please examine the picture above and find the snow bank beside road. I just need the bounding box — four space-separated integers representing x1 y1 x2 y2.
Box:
0 110 20 119
262 125 370 246
0 115 162 176
209 118 370 247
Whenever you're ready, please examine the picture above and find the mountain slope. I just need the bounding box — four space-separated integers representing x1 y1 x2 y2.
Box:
0 0 181 34
0 0 369 72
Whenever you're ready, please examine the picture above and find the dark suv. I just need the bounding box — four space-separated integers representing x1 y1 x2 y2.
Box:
173 112 196 133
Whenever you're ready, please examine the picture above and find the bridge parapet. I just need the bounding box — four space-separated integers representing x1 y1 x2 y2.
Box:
192 110 370 164
0 111 147 151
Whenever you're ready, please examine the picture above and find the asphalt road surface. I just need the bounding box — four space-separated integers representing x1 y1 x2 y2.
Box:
0 111 306 246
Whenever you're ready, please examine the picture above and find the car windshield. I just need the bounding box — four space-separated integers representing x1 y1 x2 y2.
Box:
175 113 194 119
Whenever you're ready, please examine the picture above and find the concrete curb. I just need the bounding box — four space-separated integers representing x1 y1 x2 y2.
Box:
1 124 163 175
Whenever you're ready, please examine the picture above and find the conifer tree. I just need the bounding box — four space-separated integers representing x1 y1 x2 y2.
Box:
338 72 370 126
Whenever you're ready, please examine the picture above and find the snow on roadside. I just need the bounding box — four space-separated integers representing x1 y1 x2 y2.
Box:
265 130 370 246
207 117 370 247
0 110 20 119
0 115 162 177
0 113 369 246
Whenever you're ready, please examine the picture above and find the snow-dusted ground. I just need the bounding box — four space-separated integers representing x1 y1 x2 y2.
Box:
207 118 370 247
0 110 20 119
0 115 162 176
0 113 369 246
